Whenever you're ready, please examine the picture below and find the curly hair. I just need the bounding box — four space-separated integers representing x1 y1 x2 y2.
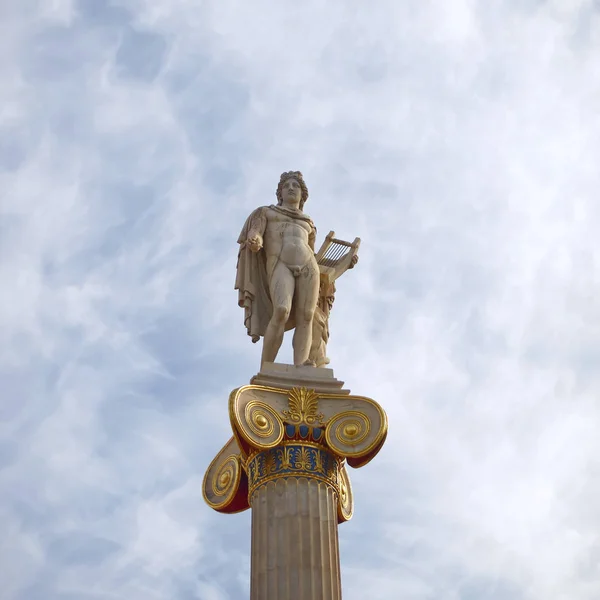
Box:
276 171 309 211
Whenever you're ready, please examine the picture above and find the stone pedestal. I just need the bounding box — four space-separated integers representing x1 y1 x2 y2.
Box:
251 361 350 394
203 364 387 600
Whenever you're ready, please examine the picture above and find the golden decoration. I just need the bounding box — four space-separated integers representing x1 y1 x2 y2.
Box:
246 443 340 500
205 385 388 516
205 453 241 506
282 387 324 425
326 411 371 457
294 446 313 471
229 388 287 455
343 423 359 438
335 416 368 446
254 414 268 429
202 437 250 514
245 401 276 437
212 457 236 497
337 465 354 522
238 400 284 449
264 449 277 474
314 450 325 475
279 446 293 470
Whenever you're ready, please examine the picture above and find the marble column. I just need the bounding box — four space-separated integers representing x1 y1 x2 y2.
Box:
250 477 341 600
203 365 387 600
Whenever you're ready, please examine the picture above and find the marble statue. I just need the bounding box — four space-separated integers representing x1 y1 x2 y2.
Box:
236 171 359 367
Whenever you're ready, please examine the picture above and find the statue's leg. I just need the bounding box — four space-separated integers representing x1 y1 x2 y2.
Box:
261 261 294 365
292 261 320 366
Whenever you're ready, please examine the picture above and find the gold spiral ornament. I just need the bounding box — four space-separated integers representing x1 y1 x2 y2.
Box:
241 400 284 448
337 464 354 522
202 448 243 512
211 455 239 497
325 410 371 457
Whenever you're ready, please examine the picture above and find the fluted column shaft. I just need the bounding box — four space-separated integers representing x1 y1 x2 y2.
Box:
250 476 341 600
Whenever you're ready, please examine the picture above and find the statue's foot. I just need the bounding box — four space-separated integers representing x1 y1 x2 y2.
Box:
300 360 317 367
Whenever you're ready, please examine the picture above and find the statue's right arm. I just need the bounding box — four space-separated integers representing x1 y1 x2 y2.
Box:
246 207 267 252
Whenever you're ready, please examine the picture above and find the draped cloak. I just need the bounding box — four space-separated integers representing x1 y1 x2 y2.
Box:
235 205 316 343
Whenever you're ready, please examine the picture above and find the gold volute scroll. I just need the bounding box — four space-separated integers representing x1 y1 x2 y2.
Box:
202 436 249 514
230 391 285 453
337 464 354 522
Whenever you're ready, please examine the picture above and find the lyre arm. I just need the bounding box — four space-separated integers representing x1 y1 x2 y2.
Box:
317 237 361 281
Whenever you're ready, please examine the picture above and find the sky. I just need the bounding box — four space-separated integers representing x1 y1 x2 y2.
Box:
1 0 600 598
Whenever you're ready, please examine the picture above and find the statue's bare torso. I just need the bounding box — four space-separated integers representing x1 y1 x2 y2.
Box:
263 208 317 277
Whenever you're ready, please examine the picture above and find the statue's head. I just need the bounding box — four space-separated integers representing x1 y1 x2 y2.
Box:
276 171 309 211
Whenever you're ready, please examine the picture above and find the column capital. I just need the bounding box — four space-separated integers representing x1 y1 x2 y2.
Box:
203 384 387 523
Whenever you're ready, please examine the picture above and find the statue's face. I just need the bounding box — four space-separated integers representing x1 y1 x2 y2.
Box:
281 177 302 206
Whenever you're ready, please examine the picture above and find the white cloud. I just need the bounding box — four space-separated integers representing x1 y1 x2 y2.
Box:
1 0 599 598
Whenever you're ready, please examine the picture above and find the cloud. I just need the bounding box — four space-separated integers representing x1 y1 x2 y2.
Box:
1 0 599 598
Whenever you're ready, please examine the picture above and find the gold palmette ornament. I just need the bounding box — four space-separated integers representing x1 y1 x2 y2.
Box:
281 387 324 425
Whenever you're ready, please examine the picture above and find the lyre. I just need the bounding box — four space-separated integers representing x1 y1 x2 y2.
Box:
315 231 361 284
